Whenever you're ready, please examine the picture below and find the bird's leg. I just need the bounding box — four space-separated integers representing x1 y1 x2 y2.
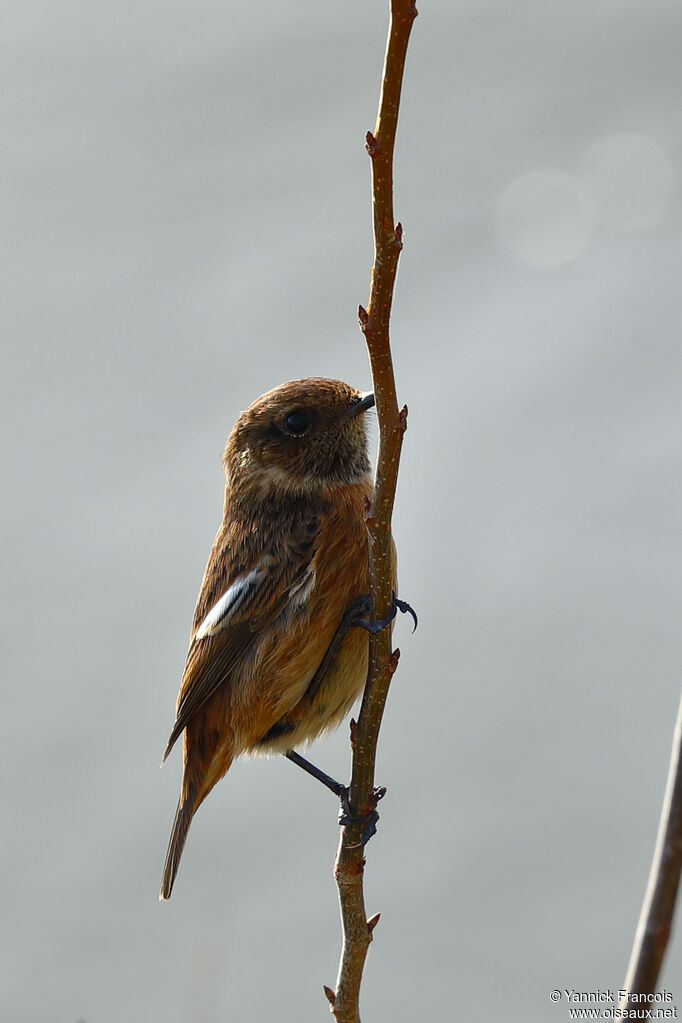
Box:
280 591 414 842
263 598 365 746
298 596 365 708
298 591 417 716
284 749 386 845
284 748 346 798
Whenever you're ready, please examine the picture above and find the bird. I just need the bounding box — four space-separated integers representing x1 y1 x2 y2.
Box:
160 376 387 900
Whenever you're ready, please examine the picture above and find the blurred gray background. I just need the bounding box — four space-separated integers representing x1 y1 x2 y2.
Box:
2 1 681 1020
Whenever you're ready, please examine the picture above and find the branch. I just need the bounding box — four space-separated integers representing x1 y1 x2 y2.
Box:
325 3 417 1021
619 691 682 1015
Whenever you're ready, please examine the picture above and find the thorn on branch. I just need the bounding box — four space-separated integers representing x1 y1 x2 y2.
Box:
394 222 404 250
365 131 381 157
349 717 358 744
399 404 408 431
335 857 366 879
323 985 336 1008
388 648 401 674
367 912 381 935
358 304 370 334
362 497 374 530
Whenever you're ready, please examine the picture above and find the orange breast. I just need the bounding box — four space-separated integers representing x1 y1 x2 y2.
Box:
187 477 398 806
233 479 373 748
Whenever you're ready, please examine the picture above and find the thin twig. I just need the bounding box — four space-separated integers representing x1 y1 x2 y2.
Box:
619 691 682 1015
325 3 417 1021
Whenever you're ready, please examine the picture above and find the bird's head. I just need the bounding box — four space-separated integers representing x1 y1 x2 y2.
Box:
223 377 375 495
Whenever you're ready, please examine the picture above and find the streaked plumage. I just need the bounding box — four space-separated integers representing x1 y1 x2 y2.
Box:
160 378 384 899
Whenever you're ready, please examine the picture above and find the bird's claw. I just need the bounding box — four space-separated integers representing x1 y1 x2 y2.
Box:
348 591 418 634
392 595 418 632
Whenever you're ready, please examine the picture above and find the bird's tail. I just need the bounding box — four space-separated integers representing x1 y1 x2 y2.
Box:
160 781 197 901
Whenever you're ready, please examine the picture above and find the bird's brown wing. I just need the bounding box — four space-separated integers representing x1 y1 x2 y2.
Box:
163 508 322 761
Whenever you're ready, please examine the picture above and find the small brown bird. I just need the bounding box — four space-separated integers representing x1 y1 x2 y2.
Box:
160 377 386 899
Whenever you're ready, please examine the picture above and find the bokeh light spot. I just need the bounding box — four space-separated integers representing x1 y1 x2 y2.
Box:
580 133 675 233
497 170 593 269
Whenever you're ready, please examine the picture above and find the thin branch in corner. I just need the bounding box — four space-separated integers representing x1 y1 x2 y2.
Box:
619 691 682 1015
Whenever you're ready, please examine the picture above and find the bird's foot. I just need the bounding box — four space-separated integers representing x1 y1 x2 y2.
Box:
338 785 387 846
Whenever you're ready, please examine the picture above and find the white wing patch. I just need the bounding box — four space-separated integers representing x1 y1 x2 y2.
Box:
288 567 316 610
194 569 265 640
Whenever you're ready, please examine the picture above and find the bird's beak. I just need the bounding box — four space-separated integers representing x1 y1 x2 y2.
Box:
348 391 375 418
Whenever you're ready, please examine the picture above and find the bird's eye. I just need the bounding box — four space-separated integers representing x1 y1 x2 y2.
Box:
283 409 310 435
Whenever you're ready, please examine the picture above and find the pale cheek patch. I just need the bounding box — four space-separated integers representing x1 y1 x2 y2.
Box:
255 462 318 495
195 570 264 640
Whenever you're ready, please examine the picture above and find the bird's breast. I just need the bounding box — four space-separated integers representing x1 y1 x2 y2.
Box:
233 480 373 749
